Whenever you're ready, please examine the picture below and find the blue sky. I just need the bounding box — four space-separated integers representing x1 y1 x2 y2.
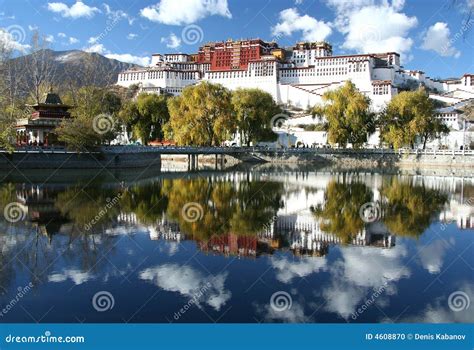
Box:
0 0 472 78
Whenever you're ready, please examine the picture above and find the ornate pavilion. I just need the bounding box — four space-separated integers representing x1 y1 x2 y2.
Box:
16 91 72 146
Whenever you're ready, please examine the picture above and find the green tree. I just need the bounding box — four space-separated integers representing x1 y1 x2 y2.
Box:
136 93 169 144
312 81 375 148
118 93 169 145
165 82 235 146
0 36 23 151
231 88 280 146
379 88 449 149
57 86 121 150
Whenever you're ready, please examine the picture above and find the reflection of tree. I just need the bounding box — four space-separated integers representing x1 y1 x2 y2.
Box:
55 184 121 232
163 178 284 240
381 178 447 238
120 181 169 225
311 180 373 243
0 183 17 217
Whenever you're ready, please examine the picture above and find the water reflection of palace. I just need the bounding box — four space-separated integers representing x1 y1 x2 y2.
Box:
115 213 396 258
4 172 472 259
269 215 395 257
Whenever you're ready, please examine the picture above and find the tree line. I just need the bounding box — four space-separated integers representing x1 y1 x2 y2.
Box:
312 81 456 149
57 82 282 150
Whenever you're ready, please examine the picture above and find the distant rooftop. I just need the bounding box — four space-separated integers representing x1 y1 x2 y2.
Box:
41 92 64 105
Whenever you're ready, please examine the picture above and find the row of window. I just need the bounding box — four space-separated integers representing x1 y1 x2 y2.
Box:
373 85 390 95
119 71 198 81
280 64 368 78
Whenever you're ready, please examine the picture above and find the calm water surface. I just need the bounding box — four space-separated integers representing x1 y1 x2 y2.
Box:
0 168 473 323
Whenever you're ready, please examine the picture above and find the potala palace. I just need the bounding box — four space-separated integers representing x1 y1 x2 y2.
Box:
116 39 474 149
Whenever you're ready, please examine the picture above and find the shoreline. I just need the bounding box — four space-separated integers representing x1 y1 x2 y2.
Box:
1 147 473 170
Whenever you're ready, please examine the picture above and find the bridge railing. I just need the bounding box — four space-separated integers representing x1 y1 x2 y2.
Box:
3 145 474 157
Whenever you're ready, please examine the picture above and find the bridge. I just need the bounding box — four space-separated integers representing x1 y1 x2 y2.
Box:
2 146 473 170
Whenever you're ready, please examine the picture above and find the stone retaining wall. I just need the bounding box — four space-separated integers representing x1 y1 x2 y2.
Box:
0 151 161 169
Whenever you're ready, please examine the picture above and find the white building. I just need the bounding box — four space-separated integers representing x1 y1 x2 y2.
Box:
117 40 473 111
116 39 474 149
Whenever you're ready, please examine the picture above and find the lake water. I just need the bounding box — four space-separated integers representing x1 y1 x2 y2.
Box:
0 167 473 323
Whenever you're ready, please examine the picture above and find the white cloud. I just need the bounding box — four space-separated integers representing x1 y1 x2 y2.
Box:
88 36 99 44
69 37 79 44
325 0 417 61
0 28 30 52
140 0 231 25
271 256 327 283
105 53 151 66
161 33 181 49
58 32 67 38
103 4 135 25
343 6 416 59
48 269 93 285
421 22 461 58
127 33 138 40
84 43 150 65
271 8 332 42
322 244 410 319
399 282 474 323
0 12 15 20
47 1 100 19
28 25 39 31
85 43 107 54
45 34 55 43
140 264 231 311
418 240 450 274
